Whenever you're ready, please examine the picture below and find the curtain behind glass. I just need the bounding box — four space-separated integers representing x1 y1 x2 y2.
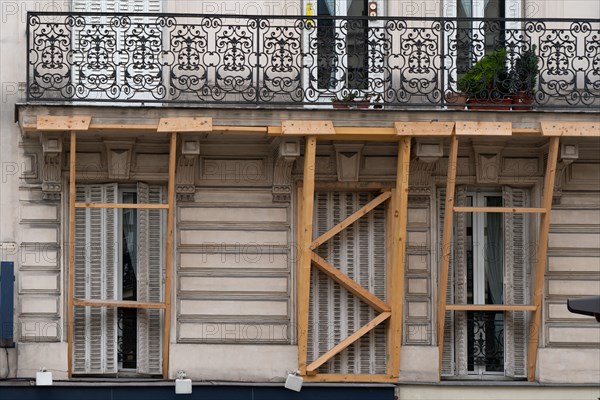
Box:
485 198 503 305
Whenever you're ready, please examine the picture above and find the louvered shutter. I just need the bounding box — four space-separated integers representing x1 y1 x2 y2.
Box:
73 184 118 374
136 183 164 375
503 187 529 378
439 186 467 376
308 192 387 374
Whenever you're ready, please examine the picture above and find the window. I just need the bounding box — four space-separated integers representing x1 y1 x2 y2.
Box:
73 183 164 375
305 0 384 98
439 186 529 378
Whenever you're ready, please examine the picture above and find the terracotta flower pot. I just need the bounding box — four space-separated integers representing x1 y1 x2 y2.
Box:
467 98 513 111
512 91 534 111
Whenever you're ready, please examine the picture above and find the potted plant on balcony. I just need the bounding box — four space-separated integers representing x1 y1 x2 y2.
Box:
510 45 539 110
457 48 513 110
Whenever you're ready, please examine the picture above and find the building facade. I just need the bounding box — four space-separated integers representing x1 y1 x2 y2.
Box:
0 1 599 399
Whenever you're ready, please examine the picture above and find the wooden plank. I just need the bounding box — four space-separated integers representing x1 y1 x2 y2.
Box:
436 133 459 376
298 136 317 375
163 132 177 379
75 203 169 209
311 252 390 313
388 136 411 378
157 117 212 132
512 127 543 135
67 131 76 378
303 374 396 383
453 207 546 214
395 121 455 136
310 191 391 249
73 298 166 309
455 121 512 136
446 304 537 311
37 116 91 131
541 122 600 137
281 120 336 136
306 312 391 373
385 187 395 379
527 136 560 382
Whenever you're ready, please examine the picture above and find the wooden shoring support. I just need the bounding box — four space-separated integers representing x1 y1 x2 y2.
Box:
75 203 169 209
73 299 167 309
446 304 537 311
298 136 317 375
303 374 396 383
310 191 391 249
436 133 459 376
67 130 77 378
310 253 390 313
306 312 392 373
388 136 411 378
527 136 560 381
163 132 177 379
452 207 546 214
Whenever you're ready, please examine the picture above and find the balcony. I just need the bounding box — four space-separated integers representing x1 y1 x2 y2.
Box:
26 12 600 110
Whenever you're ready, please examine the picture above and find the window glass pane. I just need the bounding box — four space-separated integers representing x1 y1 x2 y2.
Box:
346 0 368 90
484 196 503 305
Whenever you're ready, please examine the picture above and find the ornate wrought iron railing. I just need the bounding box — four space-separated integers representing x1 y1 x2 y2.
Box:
27 12 600 109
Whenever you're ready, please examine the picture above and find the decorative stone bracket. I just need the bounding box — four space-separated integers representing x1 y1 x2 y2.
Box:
473 144 504 184
553 142 579 204
105 140 134 180
41 134 63 200
334 144 364 182
177 138 200 202
273 139 300 202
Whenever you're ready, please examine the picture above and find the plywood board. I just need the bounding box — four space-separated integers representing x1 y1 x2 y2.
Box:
395 122 455 136
541 122 600 137
37 116 91 131
455 121 512 136
281 120 336 135
157 117 212 132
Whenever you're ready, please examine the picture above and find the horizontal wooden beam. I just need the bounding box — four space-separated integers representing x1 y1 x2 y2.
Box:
281 120 336 135
310 191 391 250
446 304 537 311
73 298 166 309
157 117 212 132
453 206 546 214
37 116 91 131
541 122 600 137
75 203 168 209
302 374 396 383
455 121 512 136
395 121 455 136
311 253 390 313
306 312 391 373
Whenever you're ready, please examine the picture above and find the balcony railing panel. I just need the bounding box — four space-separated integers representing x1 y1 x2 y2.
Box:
26 13 600 109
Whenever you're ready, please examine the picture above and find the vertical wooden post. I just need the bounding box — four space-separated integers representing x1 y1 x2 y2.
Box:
436 134 459 376
163 132 177 379
67 131 76 378
298 136 317 375
388 137 411 378
527 136 560 381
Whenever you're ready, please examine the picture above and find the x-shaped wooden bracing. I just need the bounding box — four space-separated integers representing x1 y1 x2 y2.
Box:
305 191 392 374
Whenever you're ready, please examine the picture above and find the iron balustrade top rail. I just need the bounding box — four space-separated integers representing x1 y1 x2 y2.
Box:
26 12 600 109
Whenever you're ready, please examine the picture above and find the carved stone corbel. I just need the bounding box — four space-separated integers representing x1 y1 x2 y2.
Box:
41 134 63 200
409 139 441 204
273 139 300 202
176 138 200 202
553 143 579 205
473 143 504 184
334 144 364 182
104 140 134 180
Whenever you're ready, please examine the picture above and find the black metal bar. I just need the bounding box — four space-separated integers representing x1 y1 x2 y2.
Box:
25 13 600 109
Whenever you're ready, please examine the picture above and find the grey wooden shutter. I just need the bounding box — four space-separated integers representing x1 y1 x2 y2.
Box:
73 184 118 374
137 183 164 375
308 192 387 374
439 186 467 376
503 187 528 378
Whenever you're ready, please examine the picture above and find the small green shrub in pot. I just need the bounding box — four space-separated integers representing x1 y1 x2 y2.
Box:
457 48 511 100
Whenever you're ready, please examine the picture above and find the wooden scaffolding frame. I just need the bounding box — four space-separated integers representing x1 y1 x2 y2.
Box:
30 115 597 382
